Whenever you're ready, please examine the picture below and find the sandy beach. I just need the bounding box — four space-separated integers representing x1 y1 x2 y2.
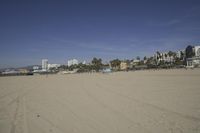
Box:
0 69 200 133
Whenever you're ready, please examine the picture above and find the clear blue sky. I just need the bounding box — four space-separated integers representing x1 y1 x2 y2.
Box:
0 0 200 68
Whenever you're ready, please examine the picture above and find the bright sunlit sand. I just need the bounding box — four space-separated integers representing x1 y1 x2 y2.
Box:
0 69 200 133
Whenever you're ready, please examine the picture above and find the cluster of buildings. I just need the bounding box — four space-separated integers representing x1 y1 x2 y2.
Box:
37 45 200 72
33 59 61 73
154 45 200 67
41 59 61 71
33 59 85 73
117 45 200 70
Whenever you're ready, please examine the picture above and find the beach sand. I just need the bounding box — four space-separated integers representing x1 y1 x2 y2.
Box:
0 69 200 133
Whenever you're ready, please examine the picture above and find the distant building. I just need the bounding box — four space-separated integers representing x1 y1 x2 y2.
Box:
155 52 175 63
176 50 185 60
82 60 86 65
18 69 29 74
33 66 40 70
194 46 200 57
186 45 200 68
2 70 20 75
48 64 61 69
68 59 78 66
42 59 48 70
143 59 148 64
132 59 140 65
120 62 128 70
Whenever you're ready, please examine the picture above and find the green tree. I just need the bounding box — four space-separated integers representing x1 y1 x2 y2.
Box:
110 59 121 70
91 57 102 72
156 51 161 61
143 56 147 60
180 51 185 60
58 65 68 71
185 45 195 58
168 51 176 65
168 51 176 57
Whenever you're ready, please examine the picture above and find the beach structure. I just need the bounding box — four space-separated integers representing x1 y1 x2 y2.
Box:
102 68 112 73
18 69 29 74
2 70 20 75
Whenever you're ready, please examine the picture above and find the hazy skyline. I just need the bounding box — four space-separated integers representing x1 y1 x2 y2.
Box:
0 0 200 68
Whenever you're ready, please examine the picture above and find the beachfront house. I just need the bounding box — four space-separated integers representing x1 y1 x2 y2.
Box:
186 46 200 68
120 61 128 70
130 59 140 66
155 51 175 64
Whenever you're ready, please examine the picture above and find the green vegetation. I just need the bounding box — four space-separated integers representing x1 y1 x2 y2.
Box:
110 59 121 70
185 45 195 58
91 57 103 72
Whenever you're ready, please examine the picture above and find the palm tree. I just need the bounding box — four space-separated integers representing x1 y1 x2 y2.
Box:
168 51 174 57
180 51 185 60
136 56 140 60
165 53 167 58
156 51 161 65
156 51 160 59
168 51 177 65
91 57 102 72
143 56 147 61
110 59 121 70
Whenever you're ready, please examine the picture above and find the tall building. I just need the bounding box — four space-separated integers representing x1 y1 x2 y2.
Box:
67 59 78 66
42 59 48 70
187 45 200 67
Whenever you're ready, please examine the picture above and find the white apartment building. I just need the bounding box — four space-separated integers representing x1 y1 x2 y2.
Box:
176 50 185 59
67 59 78 66
187 45 200 67
33 66 40 70
155 52 175 63
48 64 61 69
82 60 86 65
194 46 200 57
42 59 48 70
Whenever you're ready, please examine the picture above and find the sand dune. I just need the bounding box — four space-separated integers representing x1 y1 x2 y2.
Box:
0 69 200 133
